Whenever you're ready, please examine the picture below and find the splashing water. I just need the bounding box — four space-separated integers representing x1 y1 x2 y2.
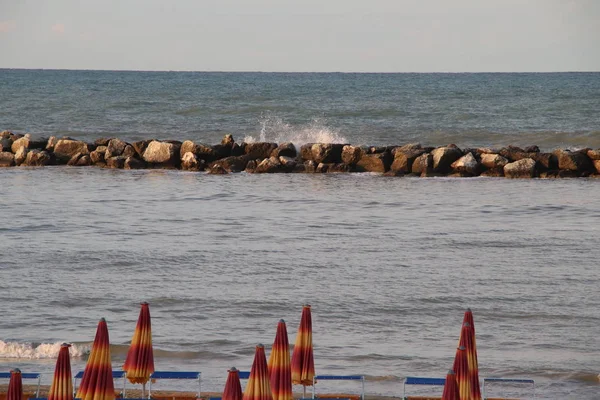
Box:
243 114 348 146
0 340 89 359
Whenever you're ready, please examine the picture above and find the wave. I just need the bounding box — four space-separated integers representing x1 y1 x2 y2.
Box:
0 340 90 359
243 113 348 147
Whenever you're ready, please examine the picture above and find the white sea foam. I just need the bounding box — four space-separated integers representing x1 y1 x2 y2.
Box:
0 340 89 359
243 114 348 147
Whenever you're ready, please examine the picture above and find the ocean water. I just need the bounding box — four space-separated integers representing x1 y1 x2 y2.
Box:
1 70 600 399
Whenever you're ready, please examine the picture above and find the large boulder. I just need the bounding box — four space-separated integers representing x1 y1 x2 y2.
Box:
124 157 146 170
133 140 153 158
181 152 201 171
271 142 296 158
0 137 11 152
586 149 600 160
180 141 219 162
0 151 15 167
244 142 278 160
553 149 594 174
480 154 509 169
390 148 426 174
208 164 228 174
10 135 46 154
53 139 90 163
431 146 463 173
278 156 297 171
46 136 58 151
254 157 283 173
451 153 480 176
592 160 600 174
142 140 180 167
411 153 433 176
341 145 365 165
105 138 128 159
210 155 251 172
90 147 107 165
67 152 85 166
300 143 344 163
504 158 537 178
14 147 28 165
23 150 51 166
355 152 392 173
106 156 126 169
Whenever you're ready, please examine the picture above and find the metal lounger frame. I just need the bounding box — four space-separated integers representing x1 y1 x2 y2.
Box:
0 372 42 397
148 371 201 399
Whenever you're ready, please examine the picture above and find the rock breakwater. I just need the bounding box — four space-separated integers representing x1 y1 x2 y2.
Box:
2 131 600 178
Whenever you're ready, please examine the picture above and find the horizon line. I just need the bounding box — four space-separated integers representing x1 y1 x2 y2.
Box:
1 67 599 74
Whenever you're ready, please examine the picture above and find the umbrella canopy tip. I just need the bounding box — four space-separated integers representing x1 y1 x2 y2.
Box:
303 304 311 308
141 301 149 305
279 319 285 323
466 308 472 312
11 368 21 373
228 367 238 372
257 343 264 348
99 317 107 322
60 342 71 347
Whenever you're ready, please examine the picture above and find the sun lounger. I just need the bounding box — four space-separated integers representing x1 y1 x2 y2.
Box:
311 374 365 400
482 377 535 400
401 376 445 400
73 370 127 397
148 371 201 399
0 372 42 397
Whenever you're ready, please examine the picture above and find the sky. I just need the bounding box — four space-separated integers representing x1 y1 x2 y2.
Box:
0 0 599 72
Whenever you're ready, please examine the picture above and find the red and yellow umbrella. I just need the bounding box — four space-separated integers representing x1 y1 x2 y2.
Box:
222 367 243 400
457 322 481 400
461 309 477 368
441 370 459 400
243 344 273 400
452 346 469 400
76 318 115 400
291 305 315 396
48 343 73 400
123 302 155 396
7 369 23 400
267 319 292 400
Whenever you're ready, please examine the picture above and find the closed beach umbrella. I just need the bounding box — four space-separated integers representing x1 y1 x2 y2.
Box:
243 344 273 400
7 369 23 400
291 305 315 397
457 322 481 400
48 343 73 400
461 309 477 367
76 318 115 400
123 302 155 397
268 319 292 400
441 370 460 400
452 346 469 400
222 367 243 400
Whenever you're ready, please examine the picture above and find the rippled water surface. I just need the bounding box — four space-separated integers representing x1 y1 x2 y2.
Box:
1 168 599 399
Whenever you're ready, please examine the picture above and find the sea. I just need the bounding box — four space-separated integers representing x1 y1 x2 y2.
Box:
0 69 599 400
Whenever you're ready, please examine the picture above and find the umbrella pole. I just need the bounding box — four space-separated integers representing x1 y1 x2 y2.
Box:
303 385 306 399
142 383 146 399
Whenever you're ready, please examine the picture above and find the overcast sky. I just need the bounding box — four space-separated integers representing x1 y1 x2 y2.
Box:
0 0 598 72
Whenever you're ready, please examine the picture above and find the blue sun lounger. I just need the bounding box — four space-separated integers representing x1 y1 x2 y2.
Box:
482 377 535 399
147 371 201 399
312 374 365 400
0 372 42 397
73 370 127 397
402 376 445 399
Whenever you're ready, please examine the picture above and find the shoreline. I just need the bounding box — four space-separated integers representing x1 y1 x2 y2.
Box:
1 131 599 179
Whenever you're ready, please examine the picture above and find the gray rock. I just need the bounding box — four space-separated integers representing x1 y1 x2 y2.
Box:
271 142 297 158
504 158 537 178
0 137 11 152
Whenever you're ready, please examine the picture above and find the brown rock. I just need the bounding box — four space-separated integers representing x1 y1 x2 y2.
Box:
244 160 257 173
390 148 426 173
254 157 283 173
23 150 51 166
592 160 600 174
479 168 504 177
76 155 92 166
53 139 90 163
303 160 317 173
411 153 433 176
94 137 113 146
0 137 11 152
208 164 229 174
181 152 201 171
431 146 463 173
90 149 106 165
355 152 392 173
0 151 15 167
67 152 85 166
278 156 297 171
133 140 152 158
124 157 146 170
105 138 128 158
271 142 297 158
451 152 480 176
341 145 365 165
210 155 251 172
143 140 180 167
221 134 235 147
504 158 537 178
587 149 600 160
311 143 344 164
524 145 540 153
14 147 28 165
46 136 58 151
11 137 30 154
553 149 594 173
480 154 509 169
244 142 278 160
106 156 126 169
